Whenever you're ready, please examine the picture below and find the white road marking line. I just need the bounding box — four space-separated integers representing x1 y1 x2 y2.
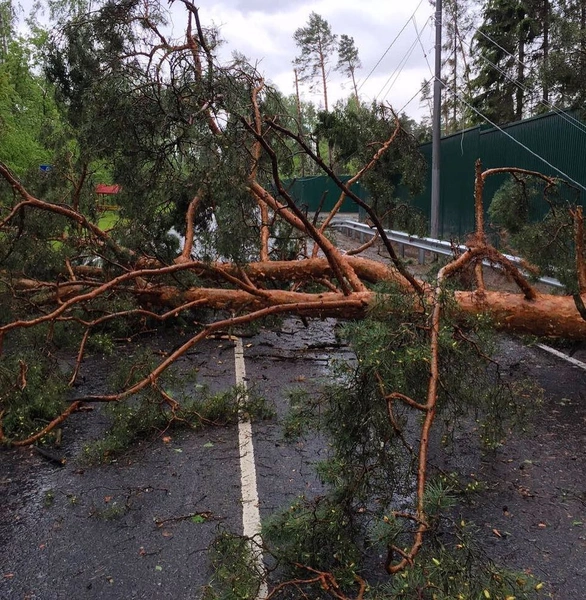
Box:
536 343 586 371
234 336 268 599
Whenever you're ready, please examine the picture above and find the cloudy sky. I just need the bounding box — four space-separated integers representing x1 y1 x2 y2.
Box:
166 0 437 121
17 0 437 120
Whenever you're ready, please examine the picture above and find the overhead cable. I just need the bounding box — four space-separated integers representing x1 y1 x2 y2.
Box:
357 0 426 93
397 79 433 114
378 34 421 101
413 15 433 75
446 81 586 192
465 24 586 135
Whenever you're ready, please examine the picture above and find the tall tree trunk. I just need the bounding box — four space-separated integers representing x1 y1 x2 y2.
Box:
350 67 359 103
318 43 333 167
581 0 586 90
542 0 550 105
516 33 525 120
452 8 458 130
319 44 329 112
294 68 306 178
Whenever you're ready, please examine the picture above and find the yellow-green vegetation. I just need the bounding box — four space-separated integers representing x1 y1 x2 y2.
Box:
97 209 121 231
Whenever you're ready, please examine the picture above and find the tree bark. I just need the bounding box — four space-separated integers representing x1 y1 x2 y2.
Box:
132 276 586 340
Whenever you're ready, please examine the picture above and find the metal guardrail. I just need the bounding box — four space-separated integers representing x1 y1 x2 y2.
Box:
331 219 563 289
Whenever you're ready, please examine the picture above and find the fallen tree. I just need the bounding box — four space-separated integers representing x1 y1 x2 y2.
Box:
1 0 585 594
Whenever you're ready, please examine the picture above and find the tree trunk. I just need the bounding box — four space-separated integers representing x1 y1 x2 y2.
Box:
318 42 333 168
133 284 586 340
294 68 306 178
542 0 550 105
115 255 586 340
351 67 359 103
581 0 586 90
516 31 525 120
319 43 329 112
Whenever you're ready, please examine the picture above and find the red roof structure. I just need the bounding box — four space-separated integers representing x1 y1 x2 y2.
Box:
95 184 121 195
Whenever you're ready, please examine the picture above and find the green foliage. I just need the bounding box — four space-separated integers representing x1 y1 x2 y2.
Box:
282 388 314 439
489 177 537 234
0 33 56 177
36 3 312 267
543 0 586 112
269 221 306 262
90 501 128 521
488 174 581 292
260 282 540 596
0 345 68 444
439 0 475 133
314 100 426 227
202 530 265 600
377 523 542 599
205 184 260 264
336 34 361 78
83 349 273 463
263 495 362 587
470 0 540 125
0 210 73 278
43 488 56 508
198 383 274 424
0 5 567 597
336 34 361 99
272 94 320 178
469 0 586 123
262 498 541 598
0 0 16 60
389 202 428 237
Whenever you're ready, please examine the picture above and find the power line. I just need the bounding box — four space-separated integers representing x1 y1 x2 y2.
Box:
465 24 586 135
412 15 433 75
397 79 433 115
408 16 435 117
375 19 433 123
446 82 586 192
378 34 420 101
357 0 426 93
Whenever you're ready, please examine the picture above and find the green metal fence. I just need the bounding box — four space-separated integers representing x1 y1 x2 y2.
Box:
282 176 367 214
413 110 586 238
283 111 586 239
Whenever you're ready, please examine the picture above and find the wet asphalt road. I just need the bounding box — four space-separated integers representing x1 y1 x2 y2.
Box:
1 319 585 599
0 318 350 599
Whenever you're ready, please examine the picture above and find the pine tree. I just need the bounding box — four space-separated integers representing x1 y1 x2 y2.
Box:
293 12 337 112
2 6 586 594
441 0 476 133
545 0 586 111
336 34 361 102
470 0 539 125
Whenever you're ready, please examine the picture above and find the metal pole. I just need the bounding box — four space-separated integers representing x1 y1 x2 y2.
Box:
430 0 442 239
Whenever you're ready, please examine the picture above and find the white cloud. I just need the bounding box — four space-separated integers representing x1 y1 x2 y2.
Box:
19 0 437 119
168 0 436 119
